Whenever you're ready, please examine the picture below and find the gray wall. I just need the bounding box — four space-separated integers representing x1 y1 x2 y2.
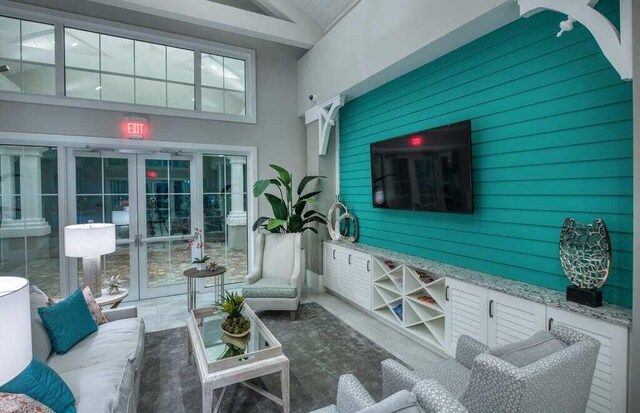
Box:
0 0 308 227
305 121 336 277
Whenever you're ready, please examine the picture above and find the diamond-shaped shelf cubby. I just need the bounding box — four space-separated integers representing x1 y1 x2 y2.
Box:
406 322 441 349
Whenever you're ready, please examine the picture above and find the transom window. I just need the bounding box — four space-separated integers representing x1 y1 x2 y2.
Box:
0 13 255 122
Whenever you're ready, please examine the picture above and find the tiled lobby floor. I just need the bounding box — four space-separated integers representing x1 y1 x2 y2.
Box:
131 288 444 370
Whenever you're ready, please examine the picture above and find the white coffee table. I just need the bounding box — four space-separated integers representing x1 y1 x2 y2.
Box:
187 304 290 413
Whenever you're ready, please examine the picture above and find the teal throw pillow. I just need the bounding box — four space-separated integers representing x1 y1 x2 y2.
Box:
0 358 76 413
37 288 98 355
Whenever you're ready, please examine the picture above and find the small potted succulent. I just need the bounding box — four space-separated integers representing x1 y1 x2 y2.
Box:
187 228 209 270
217 292 251 338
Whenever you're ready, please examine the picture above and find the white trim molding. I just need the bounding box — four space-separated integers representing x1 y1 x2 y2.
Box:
516 0 632 80
304 95 344 156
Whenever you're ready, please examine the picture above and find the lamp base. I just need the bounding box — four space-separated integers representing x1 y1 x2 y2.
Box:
82 256 102 297
566 285 602 307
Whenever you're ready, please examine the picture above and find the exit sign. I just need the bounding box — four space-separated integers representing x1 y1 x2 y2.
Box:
122 116 148 139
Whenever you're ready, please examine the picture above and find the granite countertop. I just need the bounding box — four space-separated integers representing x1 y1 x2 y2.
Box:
327 240 632 327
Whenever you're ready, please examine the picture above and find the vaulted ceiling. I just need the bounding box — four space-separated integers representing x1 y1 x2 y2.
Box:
86 0 360 48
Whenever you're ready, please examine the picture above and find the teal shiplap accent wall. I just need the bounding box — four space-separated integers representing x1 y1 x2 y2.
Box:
338 0 632 307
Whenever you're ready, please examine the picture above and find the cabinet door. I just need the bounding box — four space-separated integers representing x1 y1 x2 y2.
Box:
547 307 628 413
444 278 489 357
487 290 546 347
349 251 372 310
323 243 339 291
337 248 352 296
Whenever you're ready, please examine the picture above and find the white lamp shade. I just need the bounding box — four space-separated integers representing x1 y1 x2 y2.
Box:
65 223 116 258
0 277 32 385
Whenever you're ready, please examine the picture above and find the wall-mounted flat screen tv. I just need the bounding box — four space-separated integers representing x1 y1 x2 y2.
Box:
370 120 473 214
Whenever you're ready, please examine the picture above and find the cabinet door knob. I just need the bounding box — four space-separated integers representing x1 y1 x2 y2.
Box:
348 254 352 265
489 300 494 318
548 317 554 331
333 250 336 259
367 260 370 272
445 286 450 301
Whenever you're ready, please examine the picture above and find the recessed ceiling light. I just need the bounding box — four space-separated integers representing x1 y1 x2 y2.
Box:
70 41 79 47
95 86 102 91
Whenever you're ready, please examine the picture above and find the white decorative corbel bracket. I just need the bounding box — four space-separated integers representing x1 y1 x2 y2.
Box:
516 0 632 80
304 95 345 155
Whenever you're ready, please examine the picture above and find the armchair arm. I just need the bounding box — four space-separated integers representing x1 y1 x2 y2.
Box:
461 353 525 411
455 335 489 369
103 306 138 322
336 374 376 413
412 380 468 413
381 358 421 398
244 268 261 284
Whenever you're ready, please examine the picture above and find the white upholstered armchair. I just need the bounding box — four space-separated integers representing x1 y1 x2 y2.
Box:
242 232 304 319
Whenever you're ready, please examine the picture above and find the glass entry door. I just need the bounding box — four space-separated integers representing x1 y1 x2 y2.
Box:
71 151 195 300
137 156 195 299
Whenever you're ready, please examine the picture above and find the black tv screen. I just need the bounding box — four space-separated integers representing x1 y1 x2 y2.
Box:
370 120 473 214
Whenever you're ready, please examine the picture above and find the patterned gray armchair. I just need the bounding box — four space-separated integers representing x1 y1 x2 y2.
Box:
382 325 600 413
310 374 424 413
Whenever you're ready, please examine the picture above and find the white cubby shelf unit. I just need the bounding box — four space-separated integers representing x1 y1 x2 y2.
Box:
371 256 446 350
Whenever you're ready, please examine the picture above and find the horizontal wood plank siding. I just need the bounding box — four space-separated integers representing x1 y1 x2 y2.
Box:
338 0 632 307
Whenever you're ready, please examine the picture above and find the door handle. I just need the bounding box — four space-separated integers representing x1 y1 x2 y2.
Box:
548 318 554 331
367 260 370 272
489 300 494 318
348 254 351 265
333 250 336 259
445 286 450 301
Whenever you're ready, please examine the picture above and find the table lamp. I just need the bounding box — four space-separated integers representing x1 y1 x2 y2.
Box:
0 277 32 386
65 223 116 298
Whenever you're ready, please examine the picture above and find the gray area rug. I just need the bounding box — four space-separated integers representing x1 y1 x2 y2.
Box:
138 302 397 412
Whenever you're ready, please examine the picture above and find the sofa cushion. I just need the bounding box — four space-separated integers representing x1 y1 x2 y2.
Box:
262 234 297 280
30 286 53 362
38 289 98 355
47 318 145 374
243 278 297 298
414 358 471 399
490 330 566 368
58 360 135 413
0 358 76 413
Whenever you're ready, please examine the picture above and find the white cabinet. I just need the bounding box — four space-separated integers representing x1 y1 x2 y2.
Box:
444 278 488 356
444 280 546 356
322 242 371 311
547 307 628 413
323 243 339 291
487 290 546 348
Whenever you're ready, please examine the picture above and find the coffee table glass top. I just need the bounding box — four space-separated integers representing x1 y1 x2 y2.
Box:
191 306 280 371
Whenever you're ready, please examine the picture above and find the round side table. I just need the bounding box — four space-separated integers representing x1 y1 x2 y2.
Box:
96 288 129 309
183 266 226 311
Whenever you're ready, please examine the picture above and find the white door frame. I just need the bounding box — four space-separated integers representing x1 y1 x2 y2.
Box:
0 131 258 299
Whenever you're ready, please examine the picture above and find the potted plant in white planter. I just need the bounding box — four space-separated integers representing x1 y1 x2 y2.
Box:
252 164 327 233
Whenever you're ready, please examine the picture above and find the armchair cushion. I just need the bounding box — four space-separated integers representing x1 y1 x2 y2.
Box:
359 390 422 413
242 278 298 299
490 330 565 368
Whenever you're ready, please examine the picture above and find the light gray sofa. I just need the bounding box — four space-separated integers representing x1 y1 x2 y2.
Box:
382 325 600 413
243 232 303 319
310 374 424 413
30 287 145 413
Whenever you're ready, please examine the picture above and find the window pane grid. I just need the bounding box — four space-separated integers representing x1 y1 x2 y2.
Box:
1 15 250 118
0 16 55 96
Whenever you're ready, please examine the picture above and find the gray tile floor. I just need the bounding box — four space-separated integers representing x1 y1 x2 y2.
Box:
132 288 444 370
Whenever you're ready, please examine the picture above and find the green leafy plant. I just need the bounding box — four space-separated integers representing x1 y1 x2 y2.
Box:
217 291 246 319
222 317 251 335
252 164 328 234
192 255 210 264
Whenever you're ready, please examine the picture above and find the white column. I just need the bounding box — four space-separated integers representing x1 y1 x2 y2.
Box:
226 156 247 227
0 146 51 238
